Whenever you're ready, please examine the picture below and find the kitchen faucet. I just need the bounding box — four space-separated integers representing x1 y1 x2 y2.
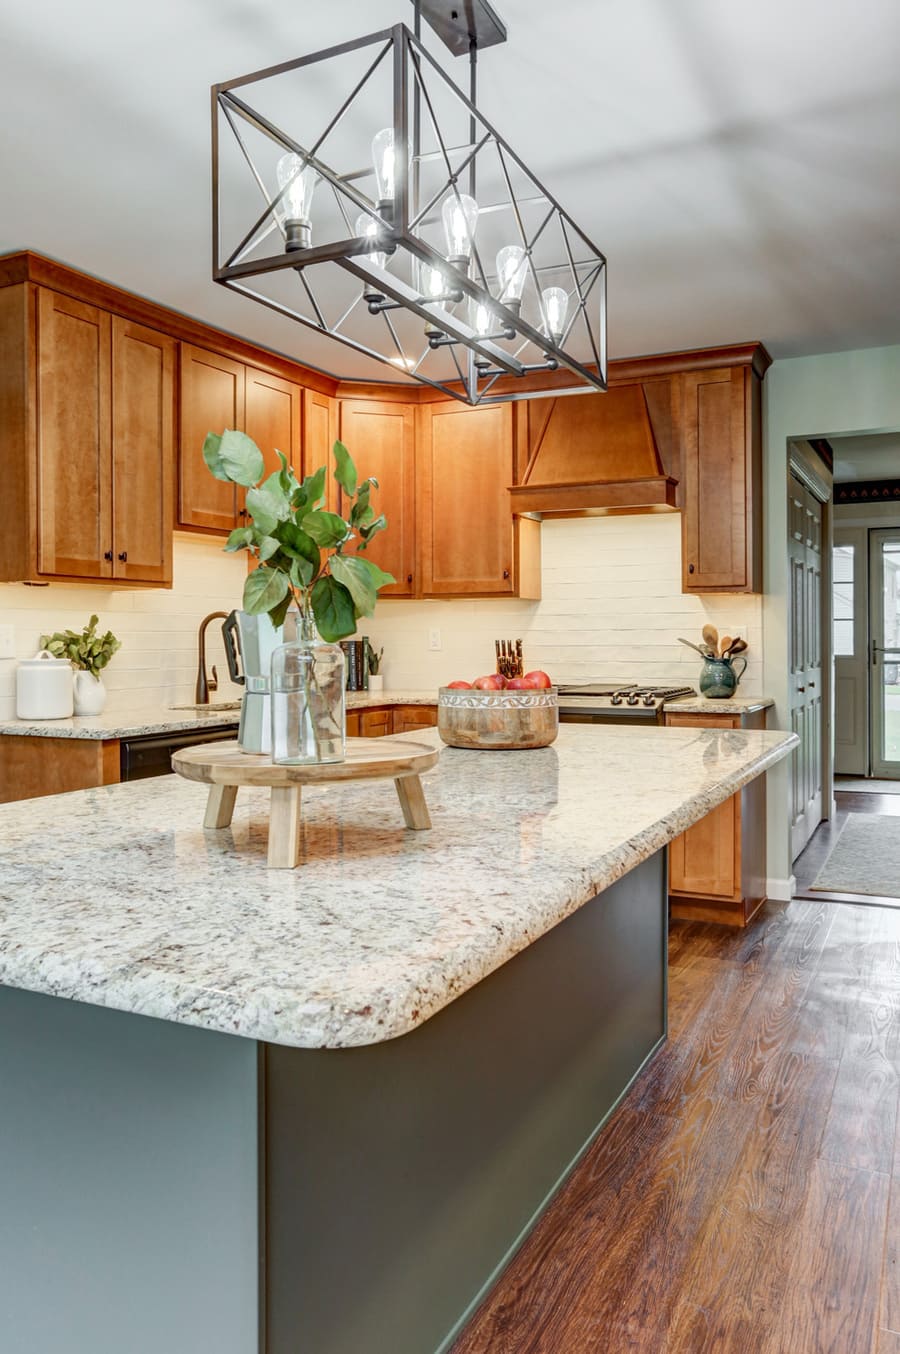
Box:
195 611 230 705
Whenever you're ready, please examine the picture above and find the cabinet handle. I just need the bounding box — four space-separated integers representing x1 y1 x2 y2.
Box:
104 550 113 562
688 563 695 574
503 569 510 580
406 574 413 584
798 686 806 692
118 551 128 563
238 508 248 519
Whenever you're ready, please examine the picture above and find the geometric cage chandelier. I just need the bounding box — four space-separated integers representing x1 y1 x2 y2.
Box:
211 0 607 406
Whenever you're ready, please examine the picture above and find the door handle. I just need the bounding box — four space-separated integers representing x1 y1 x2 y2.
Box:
798 686 806 693
871 641 900 665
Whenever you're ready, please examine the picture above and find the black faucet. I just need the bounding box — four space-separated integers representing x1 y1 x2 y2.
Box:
195 611 230 704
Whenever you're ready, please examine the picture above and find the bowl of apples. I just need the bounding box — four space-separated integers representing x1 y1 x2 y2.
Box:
437 671 558 750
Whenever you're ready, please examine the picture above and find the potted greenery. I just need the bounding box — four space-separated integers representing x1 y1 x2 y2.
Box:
203 429 394 763
39 614 121 715
366 641 384 693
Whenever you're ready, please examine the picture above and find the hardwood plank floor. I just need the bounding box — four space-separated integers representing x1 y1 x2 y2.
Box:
452 900 900 1354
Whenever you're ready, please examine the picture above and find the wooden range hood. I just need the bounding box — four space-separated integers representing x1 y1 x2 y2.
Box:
509 381 678 518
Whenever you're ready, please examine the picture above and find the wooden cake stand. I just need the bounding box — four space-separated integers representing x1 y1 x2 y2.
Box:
172 737 439 869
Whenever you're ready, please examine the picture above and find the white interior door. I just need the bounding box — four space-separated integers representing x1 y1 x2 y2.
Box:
833 527 868 775
870 529 900 779
789 474 825 859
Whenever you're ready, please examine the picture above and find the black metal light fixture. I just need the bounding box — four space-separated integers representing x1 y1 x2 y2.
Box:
211 0 607 405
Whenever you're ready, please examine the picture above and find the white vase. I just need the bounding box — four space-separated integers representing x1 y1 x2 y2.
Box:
73 671 107 716
367 674 384 693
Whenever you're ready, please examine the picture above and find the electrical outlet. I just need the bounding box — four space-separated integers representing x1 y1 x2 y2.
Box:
428 628 442 651
0 624 14 660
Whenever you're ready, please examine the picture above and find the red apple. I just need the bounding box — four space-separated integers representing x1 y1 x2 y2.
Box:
473 674 507 690
446 680 473 689
523 669 552 689
505 677 531 689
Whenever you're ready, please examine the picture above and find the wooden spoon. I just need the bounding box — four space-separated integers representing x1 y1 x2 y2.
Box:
726 637 747 657
679 637 717 659
718 635 733 659
702 624 718 652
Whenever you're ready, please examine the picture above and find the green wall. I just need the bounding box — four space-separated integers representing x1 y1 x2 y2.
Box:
764 343 900 886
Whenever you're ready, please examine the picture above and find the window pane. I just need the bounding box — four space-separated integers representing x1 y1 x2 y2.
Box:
833 618 854 657
832 545 855 656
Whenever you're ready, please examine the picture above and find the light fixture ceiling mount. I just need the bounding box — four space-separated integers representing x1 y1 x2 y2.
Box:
211 1 607 404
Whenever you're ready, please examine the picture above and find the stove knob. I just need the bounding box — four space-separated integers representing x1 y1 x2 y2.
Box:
626 693 640 706
610 693 623 705
642 694 656 707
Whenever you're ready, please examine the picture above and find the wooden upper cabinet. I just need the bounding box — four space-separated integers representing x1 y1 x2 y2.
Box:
302 388 338 511
178 344 243 532
339 400 416 598
36 290 112 579
244 367 302 479
418 402 525 596
682 366 762 592
111 318 174 583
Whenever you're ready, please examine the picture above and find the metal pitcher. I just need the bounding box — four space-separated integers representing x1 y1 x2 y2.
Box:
222 609 297 753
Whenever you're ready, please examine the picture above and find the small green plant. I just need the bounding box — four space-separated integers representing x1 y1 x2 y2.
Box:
40 614 121 679
366 641 384 676
203 429 394 641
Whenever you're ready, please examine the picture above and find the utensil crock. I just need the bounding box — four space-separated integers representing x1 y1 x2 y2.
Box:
699 655 747 699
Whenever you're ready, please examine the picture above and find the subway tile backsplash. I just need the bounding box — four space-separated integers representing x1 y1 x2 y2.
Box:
0 513 763 720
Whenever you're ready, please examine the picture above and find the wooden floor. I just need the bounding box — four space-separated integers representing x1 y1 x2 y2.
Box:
452 898 900 1353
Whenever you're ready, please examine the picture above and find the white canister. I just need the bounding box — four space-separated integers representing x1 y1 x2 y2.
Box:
16 652 74 720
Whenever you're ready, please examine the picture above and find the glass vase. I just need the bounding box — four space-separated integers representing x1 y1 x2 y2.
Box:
270 608 345 765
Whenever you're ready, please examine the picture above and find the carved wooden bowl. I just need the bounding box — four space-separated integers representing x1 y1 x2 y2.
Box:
437 687 559 750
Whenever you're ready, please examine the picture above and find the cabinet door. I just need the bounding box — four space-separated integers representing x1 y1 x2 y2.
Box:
682 367 760 592
302 388 339 511
243 367 302 520
178 344 243 532
111 318 175 583
418 402 515 595
392 706 437 734
669 796 740 899
359 708 392 738
244 368 301 477
339 400 416 598
36 290 112 578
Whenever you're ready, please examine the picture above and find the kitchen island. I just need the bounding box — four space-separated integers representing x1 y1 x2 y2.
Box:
0 723 796 1354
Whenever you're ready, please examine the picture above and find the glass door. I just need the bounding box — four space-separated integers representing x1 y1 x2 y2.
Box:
870 529 900 778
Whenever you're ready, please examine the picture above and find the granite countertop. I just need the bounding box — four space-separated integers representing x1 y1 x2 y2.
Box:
664 695 775 715
0 691 439 740
0 723 796 1050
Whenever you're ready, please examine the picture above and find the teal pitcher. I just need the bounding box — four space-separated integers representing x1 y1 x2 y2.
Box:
699 655 747 699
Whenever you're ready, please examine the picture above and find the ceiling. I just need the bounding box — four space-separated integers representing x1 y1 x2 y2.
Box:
830 432 900 482
3 0 900 384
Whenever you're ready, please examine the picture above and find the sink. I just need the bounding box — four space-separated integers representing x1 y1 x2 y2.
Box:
169 701 242 713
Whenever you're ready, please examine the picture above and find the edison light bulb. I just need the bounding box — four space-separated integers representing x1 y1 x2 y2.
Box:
371 128 395 209
274 152 316 251
473 302 493 337
496 245 527 311
419 259 447 300
355 213 388 272
441 193 479 267
542 286 569 343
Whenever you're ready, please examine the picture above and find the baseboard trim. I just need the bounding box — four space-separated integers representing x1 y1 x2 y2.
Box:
767 875 796 902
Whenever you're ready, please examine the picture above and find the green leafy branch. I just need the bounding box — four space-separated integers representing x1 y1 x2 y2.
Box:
203 430 394 641
40 614 121 679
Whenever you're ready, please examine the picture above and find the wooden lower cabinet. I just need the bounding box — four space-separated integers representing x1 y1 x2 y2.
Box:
666 708 767 926
0 737 120 804
346 705 437 738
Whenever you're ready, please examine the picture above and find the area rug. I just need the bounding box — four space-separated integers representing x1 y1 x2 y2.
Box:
811 813 900 897
835 778 900 795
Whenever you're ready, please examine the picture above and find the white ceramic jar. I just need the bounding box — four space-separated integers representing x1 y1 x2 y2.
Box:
16 652 74 720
